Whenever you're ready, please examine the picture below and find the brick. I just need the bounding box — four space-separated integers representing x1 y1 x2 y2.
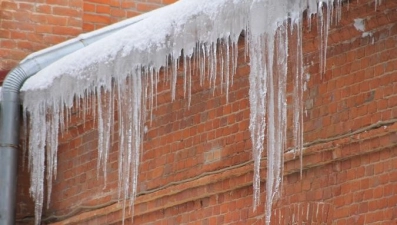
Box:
96 5 111 14
163 0 178 4
53 26 81 36
17 40 34 51
0 40 16 49
83 22 95 32
2 21 35 31
47 15 68 26
35 4 51 14
43 34 68 44
121 1 135 8
13 11 31 22
0 29 11 39
126 11 140 18
46 0 66 6
1 1 18 10
110 8 126 18
67 17 83 27
53 6 81 17
136 3 160 12
83 2 96 12
83 13 111 24
4 49 28 60
0 10 13 20
35 24 53 34
68 0 82 7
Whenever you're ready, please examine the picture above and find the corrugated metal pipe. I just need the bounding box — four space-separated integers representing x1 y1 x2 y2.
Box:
0 13 148 224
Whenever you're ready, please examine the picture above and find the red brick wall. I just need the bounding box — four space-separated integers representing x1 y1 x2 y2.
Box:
0 0 82 73
10 0 397 224
82 0 177 31
303 1 397 143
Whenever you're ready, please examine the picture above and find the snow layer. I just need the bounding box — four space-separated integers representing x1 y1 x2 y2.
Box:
354 18 366 32
20 0 349 224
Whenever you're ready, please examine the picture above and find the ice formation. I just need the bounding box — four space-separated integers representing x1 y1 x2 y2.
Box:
354 18 366 32
18 0 352 224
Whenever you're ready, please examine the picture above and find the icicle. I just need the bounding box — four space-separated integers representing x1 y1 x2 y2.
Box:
171 57 178 101
45 103 60 208
155 69 159 108
116 79 125 205
292 17 305 178
114 67 146 224
317 1 331 76
183 54 187 99
375 0 382 11
28 104 46 225
199 44 206 85
210 42 218 92
97 87 105 178
97 84 114 185
219 41 225 94
249 30 268 212
225 36 231 103
263 23 288 225
232 36 238 86
147 67 156 122
22 111 28 170
187 56 192 107
92 92 97 125
335 0 343 24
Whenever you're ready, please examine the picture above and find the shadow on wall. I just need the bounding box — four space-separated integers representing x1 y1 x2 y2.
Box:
0 70 10 85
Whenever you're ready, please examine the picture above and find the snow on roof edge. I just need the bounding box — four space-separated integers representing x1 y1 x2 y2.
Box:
20 0 248 93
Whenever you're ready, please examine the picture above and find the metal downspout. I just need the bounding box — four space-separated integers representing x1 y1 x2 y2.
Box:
0 14 147 224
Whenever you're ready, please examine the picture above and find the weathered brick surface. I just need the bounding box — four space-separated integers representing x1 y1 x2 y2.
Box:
0 0 83 72
9 0 397 224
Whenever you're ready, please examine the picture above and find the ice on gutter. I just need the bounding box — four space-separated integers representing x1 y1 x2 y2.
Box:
20 0 347 224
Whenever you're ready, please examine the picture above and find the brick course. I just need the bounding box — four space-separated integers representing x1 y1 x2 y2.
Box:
6 0 397 224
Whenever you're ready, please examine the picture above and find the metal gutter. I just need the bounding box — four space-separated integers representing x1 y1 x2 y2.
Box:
0 12 150 224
